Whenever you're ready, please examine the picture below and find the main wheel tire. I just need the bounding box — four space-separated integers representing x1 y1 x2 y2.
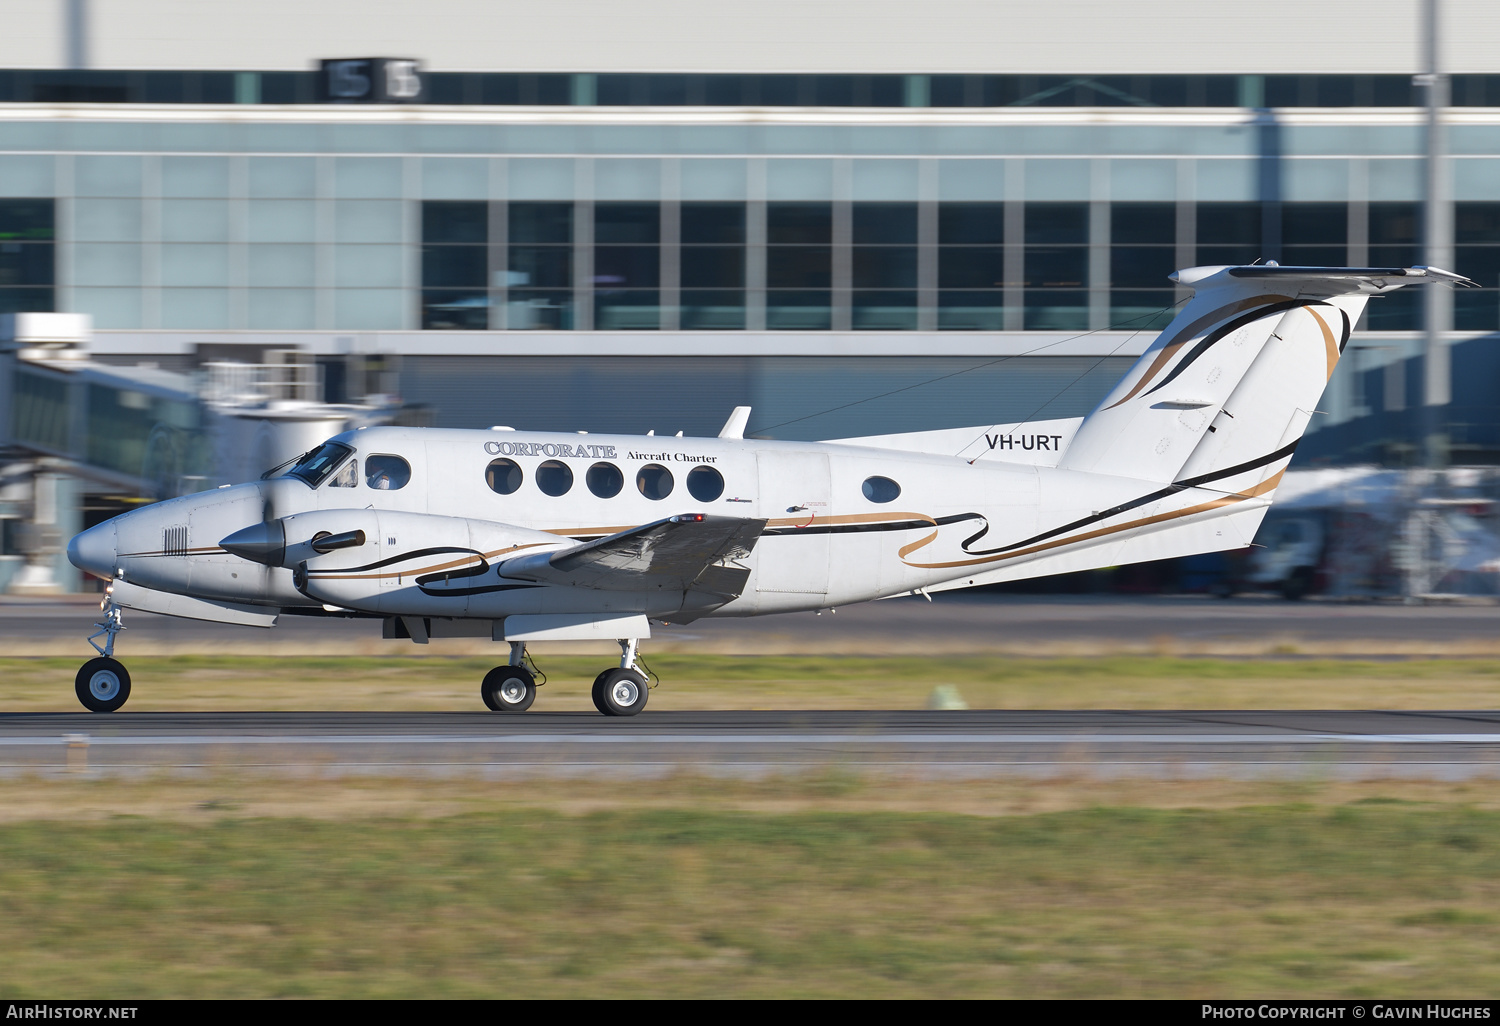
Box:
594 668 649 717
590 669 613 715
75 657 131 713
481 665 536 712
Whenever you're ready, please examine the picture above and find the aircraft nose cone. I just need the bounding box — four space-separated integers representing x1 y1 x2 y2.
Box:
220 521 286 566
68 521 118 580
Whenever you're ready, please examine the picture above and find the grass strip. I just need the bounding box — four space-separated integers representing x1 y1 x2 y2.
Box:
3 655 1500 711
0 802 1497 998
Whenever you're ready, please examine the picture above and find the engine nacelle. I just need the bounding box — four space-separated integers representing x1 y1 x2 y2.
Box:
280 509 567 616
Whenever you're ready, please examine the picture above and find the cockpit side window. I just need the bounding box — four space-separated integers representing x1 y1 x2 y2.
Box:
365 454 411 490
328 459 358 488
286 442 356 487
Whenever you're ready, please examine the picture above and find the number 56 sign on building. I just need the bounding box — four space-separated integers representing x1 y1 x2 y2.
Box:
319 59 423 103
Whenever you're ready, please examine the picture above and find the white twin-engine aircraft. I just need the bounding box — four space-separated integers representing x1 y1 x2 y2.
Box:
65 263 1474 715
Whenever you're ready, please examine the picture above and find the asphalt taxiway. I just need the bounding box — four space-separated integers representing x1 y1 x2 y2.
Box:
6 592 1500 656
5 709 1499 780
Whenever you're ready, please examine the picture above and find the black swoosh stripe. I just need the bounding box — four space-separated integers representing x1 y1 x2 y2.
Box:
305 546 483 576
954 440 1301 558
762 519 938 537
1143 300 1327 400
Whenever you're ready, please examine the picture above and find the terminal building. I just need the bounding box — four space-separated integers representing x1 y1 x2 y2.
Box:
2 0 1499 588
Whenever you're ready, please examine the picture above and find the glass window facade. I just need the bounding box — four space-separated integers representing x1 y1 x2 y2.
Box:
0 198 54 313
767 202 832 330
1456 203 1500 332
509 202 573 330
1110 202 1176 329
680 202 745 330
852 203 917 330
6 69 1491 109
421 200 488 330
594 202 660 330
1024 202 1088 330
938 202 1005 330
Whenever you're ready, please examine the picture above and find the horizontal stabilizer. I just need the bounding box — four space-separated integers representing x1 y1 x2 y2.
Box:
499 514 767 598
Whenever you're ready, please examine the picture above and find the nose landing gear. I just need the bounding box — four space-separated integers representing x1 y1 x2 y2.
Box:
77 590 131 712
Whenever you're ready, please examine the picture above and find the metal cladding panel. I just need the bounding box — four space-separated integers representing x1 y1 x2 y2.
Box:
2 0 1488 74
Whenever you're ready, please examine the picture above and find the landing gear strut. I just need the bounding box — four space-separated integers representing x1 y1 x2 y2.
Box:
77 590 130 713
481 642 538 712
591 638 650 717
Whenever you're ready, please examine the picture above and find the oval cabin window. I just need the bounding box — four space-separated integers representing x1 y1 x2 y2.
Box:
535 460 574 497
486 458 523 495
686 465 724 502
861 475 901 503
636 464 674 500
587 462 624 498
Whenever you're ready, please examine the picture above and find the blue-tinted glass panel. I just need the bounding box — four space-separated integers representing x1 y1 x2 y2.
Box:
423 201 486 244
1112 203 1174 245
1111 245 1176 289
852 291 917 330
681 246 743 289
422 245 486 288
938 247 1004 289
1025 247 1087 288
852 247 917 289
767 247 831 289
595 203 659 244
422 289 488 330
1024 291 1087 330
680 291 744 330
510 202 572 244
938 291 1006 330
767 291 831 330
1025 203 1088 245
509 246 571 289
682 203 745 244
939 203 1005 245
853 204 917 244
768 203 831 244
594 245 659 288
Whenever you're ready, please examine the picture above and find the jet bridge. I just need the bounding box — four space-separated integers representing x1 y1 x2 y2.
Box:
0 313 395 593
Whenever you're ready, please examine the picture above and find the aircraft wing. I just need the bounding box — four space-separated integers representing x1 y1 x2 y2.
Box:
499 514 767 598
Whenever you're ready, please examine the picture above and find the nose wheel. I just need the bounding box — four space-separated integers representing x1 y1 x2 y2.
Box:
76 657 131 713
76 589 132 712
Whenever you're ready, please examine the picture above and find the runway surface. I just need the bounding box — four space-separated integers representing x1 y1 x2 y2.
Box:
6 709 1500 779
8 592 1500 656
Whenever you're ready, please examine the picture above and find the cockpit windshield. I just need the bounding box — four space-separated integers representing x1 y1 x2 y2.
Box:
285 442 356 487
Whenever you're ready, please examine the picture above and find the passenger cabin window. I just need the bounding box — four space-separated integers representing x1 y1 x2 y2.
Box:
536 460 573 496
637 463 674 500
862 476 901 503
286 442 355 487
587 462 624 498
486 458 523 495
328 459 358 488
365 454 411 490
686 465 724 502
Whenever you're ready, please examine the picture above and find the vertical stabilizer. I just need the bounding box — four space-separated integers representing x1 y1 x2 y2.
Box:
1057 265 1474 487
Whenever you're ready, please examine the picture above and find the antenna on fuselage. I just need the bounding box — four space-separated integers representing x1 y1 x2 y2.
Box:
717 406 751 440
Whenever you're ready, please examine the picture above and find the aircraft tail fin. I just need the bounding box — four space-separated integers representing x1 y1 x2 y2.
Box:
1056 265 1475 489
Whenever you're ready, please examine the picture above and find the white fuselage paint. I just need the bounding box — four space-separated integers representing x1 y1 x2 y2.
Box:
85 424 1270 624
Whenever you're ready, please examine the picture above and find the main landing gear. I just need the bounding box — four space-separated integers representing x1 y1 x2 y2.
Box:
480 638 652 716
481 642 539 712
591 639 650 717
76 590 131 713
